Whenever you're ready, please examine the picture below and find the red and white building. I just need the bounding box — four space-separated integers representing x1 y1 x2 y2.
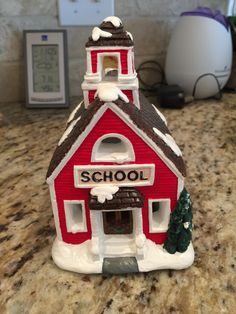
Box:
46 17 194 274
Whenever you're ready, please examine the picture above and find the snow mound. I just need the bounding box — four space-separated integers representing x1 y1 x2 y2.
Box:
138 240 194 272
90 185 119 203
153 127 182 156
165 134 182 156
52 238 194 274
67 100 83 123
92 27 112 41
126 31 133 41
95 83 129 103
58 116 81 146
103 16 122 27
135 234 146 248
152 104 167 125
183 222 190 229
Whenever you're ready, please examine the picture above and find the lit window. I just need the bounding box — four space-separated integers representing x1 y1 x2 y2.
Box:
92 134 135 163
148 199 170 232
64 201 87 233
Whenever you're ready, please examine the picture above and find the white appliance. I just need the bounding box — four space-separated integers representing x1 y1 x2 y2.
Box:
165 8 233 99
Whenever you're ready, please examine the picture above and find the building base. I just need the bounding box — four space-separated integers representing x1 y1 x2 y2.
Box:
52 238 194 274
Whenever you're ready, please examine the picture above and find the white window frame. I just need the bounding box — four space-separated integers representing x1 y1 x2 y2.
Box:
148 199 171 233
91 133 135 163
64 200 87 233
98 52 121 81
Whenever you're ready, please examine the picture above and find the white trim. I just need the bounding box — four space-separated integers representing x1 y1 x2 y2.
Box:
49 183 62 240
85 51 136 82
84 72 101 83
98 52 121 81
119 73 137 82
82 78 139 91
86 46 133 51
74 164 155 188
177 178 184 199
86 51 92 74
64 200 87 233
148 199 171 233
91 133 135 163
83 90 90 108
47 103 184 184
108 104 184 179
127 48 133 75
90 210 104 260
132 89 140 109
133 207 145 258
90 210 102 237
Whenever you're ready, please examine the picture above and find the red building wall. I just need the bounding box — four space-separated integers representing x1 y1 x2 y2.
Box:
88 90 96 104
54 109 178 245
122 90 134 103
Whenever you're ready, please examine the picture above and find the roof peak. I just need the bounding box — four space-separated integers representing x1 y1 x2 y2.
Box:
86 16 133 47
103 16 122 28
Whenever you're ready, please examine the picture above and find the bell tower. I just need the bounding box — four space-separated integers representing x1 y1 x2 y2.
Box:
82 16 140 108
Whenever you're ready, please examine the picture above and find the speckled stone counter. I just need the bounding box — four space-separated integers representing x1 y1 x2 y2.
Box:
0 95 235 314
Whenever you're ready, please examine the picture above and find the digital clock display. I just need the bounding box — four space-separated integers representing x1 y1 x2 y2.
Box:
32 45 60 92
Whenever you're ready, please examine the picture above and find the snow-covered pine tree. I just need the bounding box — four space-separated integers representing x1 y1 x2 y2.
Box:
163 188 193 254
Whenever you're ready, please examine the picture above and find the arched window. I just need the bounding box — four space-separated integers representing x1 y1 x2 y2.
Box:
92 134 135 163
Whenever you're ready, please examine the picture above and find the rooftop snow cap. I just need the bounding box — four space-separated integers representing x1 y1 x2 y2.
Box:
86 16 134 47
95 83 129 103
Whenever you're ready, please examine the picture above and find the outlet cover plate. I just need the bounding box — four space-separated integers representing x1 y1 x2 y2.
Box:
58 0 115 26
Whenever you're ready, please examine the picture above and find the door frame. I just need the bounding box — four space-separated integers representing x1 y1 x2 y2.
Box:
90 207 143 259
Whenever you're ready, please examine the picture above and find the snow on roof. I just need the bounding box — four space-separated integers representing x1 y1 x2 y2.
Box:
67 100 84 124
92 27 112 41
103 16 122 27
95 83 129 103
153 127 182 156
58 116 81 146
152 104 167 125
86 16 133 47
126 31 133 41
90 185 119 203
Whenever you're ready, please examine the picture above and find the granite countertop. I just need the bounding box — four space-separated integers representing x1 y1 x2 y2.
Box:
0 95 235 313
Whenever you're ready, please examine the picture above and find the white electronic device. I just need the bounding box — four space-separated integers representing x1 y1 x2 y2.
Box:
24 30 69 108
165 8 233 99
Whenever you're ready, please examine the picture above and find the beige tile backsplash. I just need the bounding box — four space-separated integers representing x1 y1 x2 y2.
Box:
0 0 228 102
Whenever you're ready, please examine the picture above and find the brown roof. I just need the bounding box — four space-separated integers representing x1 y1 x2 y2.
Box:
46 92 186 180
89 187 144 210
86 21 133 47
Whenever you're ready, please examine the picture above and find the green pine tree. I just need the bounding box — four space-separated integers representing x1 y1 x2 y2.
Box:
163 188 193 254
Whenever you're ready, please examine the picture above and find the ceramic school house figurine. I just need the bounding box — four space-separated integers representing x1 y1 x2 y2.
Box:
46 16 194 274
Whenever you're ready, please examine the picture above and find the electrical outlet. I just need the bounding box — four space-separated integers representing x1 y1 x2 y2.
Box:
58 0 115 26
